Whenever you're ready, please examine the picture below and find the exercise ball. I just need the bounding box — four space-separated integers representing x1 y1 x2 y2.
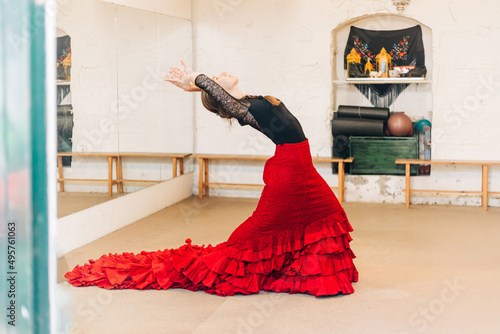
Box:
387 112 413 137
415 119 432 132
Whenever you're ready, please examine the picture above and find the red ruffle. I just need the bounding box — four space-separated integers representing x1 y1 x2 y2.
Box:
65 139 358 297
65 211 358 297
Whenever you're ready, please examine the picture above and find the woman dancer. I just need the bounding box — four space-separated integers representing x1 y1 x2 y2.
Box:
65 61 358 297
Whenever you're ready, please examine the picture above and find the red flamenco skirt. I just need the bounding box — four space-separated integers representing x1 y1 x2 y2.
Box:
65 139 358 297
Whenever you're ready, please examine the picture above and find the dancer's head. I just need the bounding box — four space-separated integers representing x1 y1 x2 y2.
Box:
213 72 239 91
201 72 239 119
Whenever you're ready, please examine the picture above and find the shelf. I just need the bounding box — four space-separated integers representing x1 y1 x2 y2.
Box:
333 78 431 85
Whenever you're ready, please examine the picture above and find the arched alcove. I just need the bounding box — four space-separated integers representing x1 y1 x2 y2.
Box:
330 14 433 176
331 14 433 120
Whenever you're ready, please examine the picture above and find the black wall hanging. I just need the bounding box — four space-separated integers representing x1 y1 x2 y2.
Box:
343 25 425 107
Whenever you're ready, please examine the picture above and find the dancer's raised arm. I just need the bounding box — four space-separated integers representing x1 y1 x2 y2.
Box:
165 60 258 128
165 60 201 92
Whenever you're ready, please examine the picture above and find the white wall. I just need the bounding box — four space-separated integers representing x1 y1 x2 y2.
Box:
57 0 193 193
101 0 191 20
190 0 500 207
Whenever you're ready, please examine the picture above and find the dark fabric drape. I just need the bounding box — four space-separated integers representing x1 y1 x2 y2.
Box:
344 25 425 107
344 25 424 68
354 83 410 108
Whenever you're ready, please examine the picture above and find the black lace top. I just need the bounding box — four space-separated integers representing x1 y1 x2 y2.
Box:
195 74 306 145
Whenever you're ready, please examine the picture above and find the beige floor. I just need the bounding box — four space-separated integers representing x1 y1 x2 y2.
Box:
58 192 126 218
57 197 500 334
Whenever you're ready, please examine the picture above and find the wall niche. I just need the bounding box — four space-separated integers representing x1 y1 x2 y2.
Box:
330 14 433 176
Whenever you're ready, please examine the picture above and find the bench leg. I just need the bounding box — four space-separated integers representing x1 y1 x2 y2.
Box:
57 156 64 192
405 163 411 208
116 156 123 193
204 159 209 197
108 156 113 197
173 157 178 178
482 165 488 211
338 161 345 204
198 158 204 200
120 156 124 193
114 157 119 193
179 159 184 175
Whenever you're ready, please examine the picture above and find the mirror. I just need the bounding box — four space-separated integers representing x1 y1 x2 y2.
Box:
56 0 193 217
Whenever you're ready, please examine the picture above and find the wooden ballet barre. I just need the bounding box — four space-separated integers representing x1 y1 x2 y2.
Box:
191 154 354 203
395 159 500 210
57 152 191 196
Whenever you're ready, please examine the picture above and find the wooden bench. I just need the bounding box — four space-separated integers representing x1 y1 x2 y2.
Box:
395 159 500 210
115 153 191 193
191 154 354 203
57 152 191 196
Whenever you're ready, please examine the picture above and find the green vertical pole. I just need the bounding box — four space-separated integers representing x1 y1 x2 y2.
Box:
1 0 35 332
30 0 51 333
1 0 52 333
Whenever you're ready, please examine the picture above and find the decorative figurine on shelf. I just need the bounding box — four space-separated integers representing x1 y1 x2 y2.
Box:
346 48 364 78
62 51 72 81
364 58 373 75
389 69 400 78
375 47 392 78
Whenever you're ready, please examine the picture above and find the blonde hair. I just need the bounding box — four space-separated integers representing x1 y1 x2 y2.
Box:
200 92 281 119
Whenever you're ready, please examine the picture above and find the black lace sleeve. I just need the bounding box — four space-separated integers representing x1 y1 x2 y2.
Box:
194 74 261 130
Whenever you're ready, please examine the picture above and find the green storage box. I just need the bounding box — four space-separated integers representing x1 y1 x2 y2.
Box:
349 136 418 175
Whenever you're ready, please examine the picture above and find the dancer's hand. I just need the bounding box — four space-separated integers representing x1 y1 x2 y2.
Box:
165 60 200 91
180 60 200 85
165 65 190 91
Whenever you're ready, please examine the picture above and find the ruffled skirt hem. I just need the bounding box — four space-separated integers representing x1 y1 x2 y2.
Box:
65 211 358 297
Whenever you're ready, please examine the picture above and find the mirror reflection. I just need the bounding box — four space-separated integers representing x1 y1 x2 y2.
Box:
56 0 193 217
